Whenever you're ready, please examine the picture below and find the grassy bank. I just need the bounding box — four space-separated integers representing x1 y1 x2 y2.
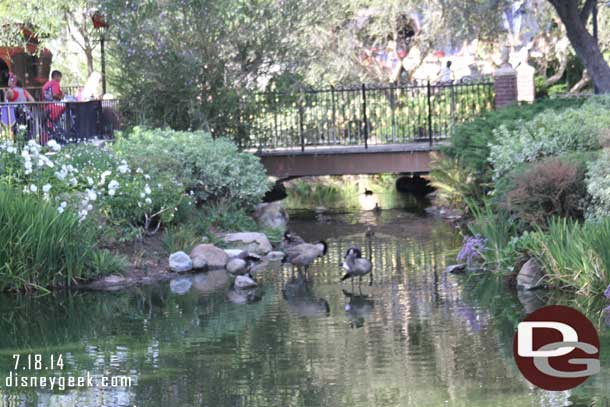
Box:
0 128 271 291
431 96 610 298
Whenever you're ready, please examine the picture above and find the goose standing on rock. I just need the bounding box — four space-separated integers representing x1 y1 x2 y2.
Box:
341 247 373 287
283 241 328 273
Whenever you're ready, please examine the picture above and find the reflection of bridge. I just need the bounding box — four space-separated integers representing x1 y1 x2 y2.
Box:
257 142 441 179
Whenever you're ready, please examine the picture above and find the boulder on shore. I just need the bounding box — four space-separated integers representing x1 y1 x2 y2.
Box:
223 232 272 255
190 244 228 270
254 202 288 229
169 251 193 273
517 258 545 290
226 257 248 275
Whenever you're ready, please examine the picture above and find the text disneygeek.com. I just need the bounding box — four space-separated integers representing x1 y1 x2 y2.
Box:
5 371 133 390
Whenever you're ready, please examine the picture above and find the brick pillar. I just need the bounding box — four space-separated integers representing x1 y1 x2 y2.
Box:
494 65 518 108
517 61 535 102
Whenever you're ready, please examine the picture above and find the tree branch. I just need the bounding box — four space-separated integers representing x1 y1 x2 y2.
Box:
580 0 596 24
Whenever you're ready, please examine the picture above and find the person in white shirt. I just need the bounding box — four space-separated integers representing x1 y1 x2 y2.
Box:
438 60 453 83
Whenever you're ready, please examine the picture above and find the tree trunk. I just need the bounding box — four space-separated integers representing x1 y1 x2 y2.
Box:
570 69 591 93
85 47 94 76
544 50 568 87
548 0 610 93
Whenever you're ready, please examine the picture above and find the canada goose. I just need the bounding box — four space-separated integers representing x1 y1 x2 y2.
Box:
364 189 373 196
283 241 328 271
364 226 375 239
340 247 373 286
280 230 305 250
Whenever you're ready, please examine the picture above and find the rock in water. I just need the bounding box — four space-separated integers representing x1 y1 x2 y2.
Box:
266 251 285 262
224 249 245 258
223 232 272 255
169 251 193 273
190 244 228 269
170 277 193 295
254 202 288 229
226 258 248 275
235 274 258 289
446 264 466 274
517 258 545 290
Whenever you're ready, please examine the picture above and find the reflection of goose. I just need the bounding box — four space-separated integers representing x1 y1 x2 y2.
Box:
340 247 373 286
282 274 330 317
342 289 374 328
227 287 263 304
364 226 375 239
283 241 328 272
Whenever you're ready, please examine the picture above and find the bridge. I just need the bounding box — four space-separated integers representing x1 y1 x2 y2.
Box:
258 142 440 179
248 80 494 179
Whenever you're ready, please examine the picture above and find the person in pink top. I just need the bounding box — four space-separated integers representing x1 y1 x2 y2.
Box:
42 70 65 122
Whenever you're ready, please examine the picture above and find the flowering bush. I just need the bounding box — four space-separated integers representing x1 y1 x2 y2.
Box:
113 128 270 208
488 98 610 180
0 139 186 230
457 235 486 268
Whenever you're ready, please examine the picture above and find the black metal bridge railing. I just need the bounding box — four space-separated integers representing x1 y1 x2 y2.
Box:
0 99 121 145
242 79 495 151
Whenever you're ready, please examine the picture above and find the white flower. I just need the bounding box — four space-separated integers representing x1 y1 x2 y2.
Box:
99 170 112 186
7 146 16 154
29 184 37 193
86 204 93 211
145 198 152 205
118 163 130 174
42 184 52 193
140 192 146 198
136 167 143 173
60 201 67 209
144 174 151 180
47 140 61 152
87 177 94 186
108 180 120 191
86 189 97 201
109 189 116 196
57 206 65 214
144 185 151 195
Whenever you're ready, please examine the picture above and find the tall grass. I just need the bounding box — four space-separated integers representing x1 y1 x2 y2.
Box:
466 199 518 271
0 186 100 291
521 218 610 296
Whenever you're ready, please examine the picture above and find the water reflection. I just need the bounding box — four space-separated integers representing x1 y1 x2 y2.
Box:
0 211 608 406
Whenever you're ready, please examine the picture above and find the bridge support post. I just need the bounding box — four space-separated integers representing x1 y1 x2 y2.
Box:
361 83 368 149
427 81 433 146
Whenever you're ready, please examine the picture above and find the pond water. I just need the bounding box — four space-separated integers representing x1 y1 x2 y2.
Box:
0 209 609 407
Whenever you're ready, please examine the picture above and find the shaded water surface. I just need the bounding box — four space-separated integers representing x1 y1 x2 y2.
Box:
0 210 609 406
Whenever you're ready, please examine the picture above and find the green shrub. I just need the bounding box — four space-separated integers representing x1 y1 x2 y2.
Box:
488 98 610 180
586 149 610 219
499 157 587 229
442 98 584 182
429 153 482 208
517 218 610 296
0 185 99 291
113 128 270 208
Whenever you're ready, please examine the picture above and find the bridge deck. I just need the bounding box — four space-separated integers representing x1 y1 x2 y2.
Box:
255 142 445 178
253 141 444 156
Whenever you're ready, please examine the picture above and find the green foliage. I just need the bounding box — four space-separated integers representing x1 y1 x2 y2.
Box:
0 185 99 291
162 225 203 254
586 149 610 219
113 128 270 208
89 249 130 275
488 98 610 179
517 218 610 296
441 97 585 184
466 199 518 271
429 153 481 208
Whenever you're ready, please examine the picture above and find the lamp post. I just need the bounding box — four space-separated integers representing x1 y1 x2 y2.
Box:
92 12 108 95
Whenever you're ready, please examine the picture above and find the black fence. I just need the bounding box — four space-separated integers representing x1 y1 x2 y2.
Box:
243 79 495 151
0 99 121 145
0 85 81 102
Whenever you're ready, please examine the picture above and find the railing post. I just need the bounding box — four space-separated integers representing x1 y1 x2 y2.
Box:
298 89 305 152
361 83 368 149
330 85 336 143
427 80 433 146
